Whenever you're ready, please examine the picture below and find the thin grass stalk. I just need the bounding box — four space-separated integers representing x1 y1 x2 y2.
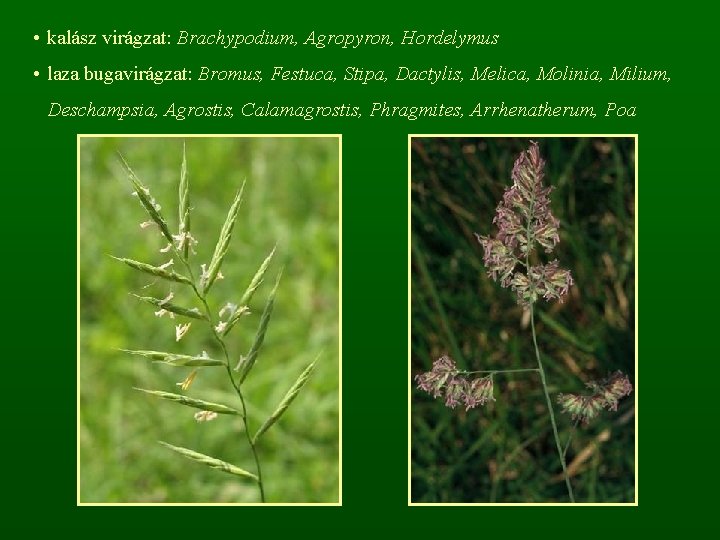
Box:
531 305 575 502
523 172 575 503
173 251 267 503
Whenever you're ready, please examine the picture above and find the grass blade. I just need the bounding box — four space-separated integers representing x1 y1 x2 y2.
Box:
252 361 316 444
119 154 174 243
235 270 282 382
223 246 276 336
203 183 245 294
158 441 258 481
113 256 192 285
412 238 465 368
179 142 190 259
134 388 241 415
120 349 224 367
131 294 206 320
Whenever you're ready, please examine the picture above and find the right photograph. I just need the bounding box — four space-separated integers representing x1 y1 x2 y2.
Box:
409 136 636 505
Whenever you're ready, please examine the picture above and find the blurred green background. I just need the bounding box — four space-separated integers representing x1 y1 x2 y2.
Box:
411 137 635 503
79 137 339 503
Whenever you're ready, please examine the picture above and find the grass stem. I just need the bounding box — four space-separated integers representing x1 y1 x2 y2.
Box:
177 250 266 502
531 304 575 503
521 152 575 503
457 368 539 376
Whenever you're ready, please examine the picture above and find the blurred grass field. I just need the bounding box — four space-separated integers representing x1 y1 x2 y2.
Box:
411 137 635 503
79 136 339 503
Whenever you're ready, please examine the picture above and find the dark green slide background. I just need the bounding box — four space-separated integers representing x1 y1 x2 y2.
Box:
5 0 718 531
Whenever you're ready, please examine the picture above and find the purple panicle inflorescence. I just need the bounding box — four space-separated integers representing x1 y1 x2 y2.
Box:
587 371 633 412
474 236 517 288
415 355 495 411
464 376 495 410
557 371 633 425
476 142 572 306
444 377 467 409
415 355 457 398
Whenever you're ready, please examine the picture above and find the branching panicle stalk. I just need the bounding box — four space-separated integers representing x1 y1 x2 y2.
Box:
166 205 267 502
189 262 266 500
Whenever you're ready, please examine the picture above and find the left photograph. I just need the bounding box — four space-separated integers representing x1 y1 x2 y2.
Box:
78 136 341 504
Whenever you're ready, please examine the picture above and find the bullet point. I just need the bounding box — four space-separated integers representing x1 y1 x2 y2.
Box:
34 70 39 77
34 34 39 41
